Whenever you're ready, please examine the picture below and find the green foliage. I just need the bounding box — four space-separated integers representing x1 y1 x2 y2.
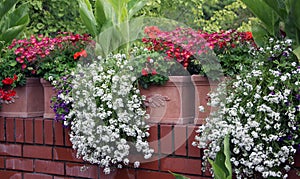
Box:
208 134 232 179
137 0 252 32
0 47 26 87
169 171 190 179
0 0 29 51
78 0 147 56
241 0 300 59
25 0 86 35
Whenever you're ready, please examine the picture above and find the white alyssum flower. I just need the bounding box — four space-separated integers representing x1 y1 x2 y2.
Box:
194 38 299 179
68 54 153 174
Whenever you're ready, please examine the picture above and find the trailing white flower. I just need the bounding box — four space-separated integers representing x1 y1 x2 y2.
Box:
67 54 153 174
194 38 300 178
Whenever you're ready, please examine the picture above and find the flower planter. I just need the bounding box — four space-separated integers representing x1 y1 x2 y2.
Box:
140 76 195 124
191 75 220 125
40 78 56 119
0 78 44 118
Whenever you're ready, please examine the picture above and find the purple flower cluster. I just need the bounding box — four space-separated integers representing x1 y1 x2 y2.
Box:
51 76 74 126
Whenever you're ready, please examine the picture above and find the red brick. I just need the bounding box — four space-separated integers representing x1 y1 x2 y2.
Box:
53 147 82 162
54 121 64 146
174 125 187 156
147 124 158 154
66 163 98 178
0 157 4 168
187 125 201 157
44 120 53 145
139 155 159 170
64 128 72 147
54 177 73 179
160 157 202 175
6 118 15 142
6 158 33 171
160 124 173 155
136 170 174 179
294 150 300 167
35 160 64 175
24 173 53 179
0 117 5 141
24 119 33 143
34 118 43 144
110 168 136 179
0 170 22 179
23 145 52 159
15 118 24 143
0 144 22 156
288 169 300 179
184 175 211 179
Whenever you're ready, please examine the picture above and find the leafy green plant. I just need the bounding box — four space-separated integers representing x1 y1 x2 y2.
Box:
208 134 232 179
78 0 148 55
0 0 29 51
169 171 190 179
25 0 86 35
241 0 300 59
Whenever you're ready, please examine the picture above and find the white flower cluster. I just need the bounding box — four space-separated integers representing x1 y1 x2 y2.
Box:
193 39 300 178
68 54 153 174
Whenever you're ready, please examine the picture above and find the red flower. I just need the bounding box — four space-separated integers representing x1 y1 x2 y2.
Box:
2 78 14 85
74 49 88 60
151 69 157 75
13 74 18 81
141 68 148 76
245 31 253 40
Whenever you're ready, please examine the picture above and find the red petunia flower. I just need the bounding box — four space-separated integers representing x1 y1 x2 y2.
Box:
74 49 88 60
2 78 14 85
141 68 148 76
151 69 157 75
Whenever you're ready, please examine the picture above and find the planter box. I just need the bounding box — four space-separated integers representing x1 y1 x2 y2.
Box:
140 76 195 124
0 78 44 118
40 78 56 119
191 75 220 125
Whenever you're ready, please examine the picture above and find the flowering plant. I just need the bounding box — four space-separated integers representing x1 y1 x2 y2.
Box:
142 26 256 78
63 53 153 174
193 37 300 178
50 75 74 125
7 32 92 81
0 74 18 106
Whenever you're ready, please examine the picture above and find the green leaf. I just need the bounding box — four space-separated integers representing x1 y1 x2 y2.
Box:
292 46 300 61
78 0 98 36
0 0 19 19
289 0 300 35
223 134 232 179
7 4 29 27
107 0 129 23
262 0 287 19
241 0 280 36
251 22 268 47
208 158 227 179
169 171 190 179
95 0 107 30
128 0 148 19
0 23 28 43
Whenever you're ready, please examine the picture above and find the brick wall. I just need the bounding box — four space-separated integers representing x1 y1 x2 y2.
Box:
0 117 299 179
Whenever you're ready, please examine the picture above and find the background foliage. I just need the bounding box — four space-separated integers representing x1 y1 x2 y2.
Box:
24 0 87 36
138 0 253 32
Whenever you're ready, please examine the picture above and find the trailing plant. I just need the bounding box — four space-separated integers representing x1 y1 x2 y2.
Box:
193 37 300 178
67 53 154 174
